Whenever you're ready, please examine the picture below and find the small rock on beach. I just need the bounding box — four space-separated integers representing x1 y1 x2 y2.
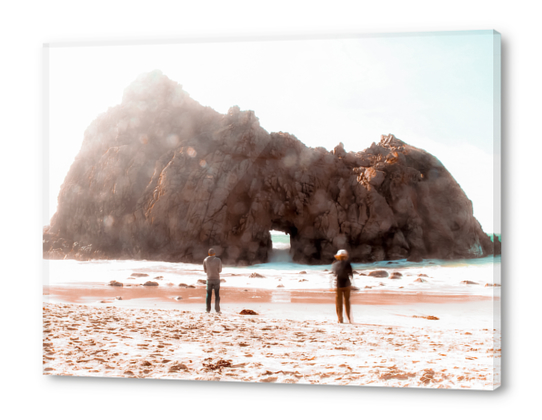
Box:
108 280 123 287
142 281 159 286
239 309 258 315
368 270 389 278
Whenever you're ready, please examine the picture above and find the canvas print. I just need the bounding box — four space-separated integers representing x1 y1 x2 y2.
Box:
43 30 501 389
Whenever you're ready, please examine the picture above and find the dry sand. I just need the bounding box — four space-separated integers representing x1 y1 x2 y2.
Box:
43 300 500 389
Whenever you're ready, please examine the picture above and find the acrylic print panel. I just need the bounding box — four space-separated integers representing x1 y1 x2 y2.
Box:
43 31 501 389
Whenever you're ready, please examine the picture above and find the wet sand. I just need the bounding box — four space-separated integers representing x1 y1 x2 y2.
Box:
45 283 494 306
44 283 497 329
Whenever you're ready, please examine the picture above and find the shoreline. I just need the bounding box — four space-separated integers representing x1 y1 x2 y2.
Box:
45 284 496 306
44 256 502 298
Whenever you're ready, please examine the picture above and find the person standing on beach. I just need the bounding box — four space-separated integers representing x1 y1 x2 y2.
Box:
331 249 353 323
203 248 222 313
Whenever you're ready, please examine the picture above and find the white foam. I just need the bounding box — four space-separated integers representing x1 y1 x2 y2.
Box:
45 255 500 297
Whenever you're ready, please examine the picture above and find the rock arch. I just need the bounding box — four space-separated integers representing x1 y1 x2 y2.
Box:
44 71 496 264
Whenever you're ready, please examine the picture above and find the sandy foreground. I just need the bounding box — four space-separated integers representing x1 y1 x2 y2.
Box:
43 300 500 389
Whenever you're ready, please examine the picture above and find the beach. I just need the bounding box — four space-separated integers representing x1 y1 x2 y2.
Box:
43 300 499 389
43 253 501 389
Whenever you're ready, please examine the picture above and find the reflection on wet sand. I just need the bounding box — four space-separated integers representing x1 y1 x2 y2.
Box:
271 289 291 303
44 283 495 307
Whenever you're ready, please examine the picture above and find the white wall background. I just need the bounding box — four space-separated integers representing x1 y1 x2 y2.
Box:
0 1 536 419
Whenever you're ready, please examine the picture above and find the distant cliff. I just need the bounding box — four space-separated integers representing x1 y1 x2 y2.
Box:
44 70 498 264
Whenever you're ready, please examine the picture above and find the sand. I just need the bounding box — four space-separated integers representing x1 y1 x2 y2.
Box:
43 300 500 389
43 257 501 390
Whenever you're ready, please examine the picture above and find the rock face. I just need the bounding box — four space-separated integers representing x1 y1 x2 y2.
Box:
43 70 496 265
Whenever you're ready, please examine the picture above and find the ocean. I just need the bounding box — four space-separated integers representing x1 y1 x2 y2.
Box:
45 231 501 298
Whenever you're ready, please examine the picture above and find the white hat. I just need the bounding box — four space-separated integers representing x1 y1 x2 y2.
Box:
335 249 348 259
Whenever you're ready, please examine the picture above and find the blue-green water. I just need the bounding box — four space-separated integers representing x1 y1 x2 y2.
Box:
271 234 290 244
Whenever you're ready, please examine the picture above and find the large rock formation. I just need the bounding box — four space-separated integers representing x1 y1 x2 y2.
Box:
44 70 496 264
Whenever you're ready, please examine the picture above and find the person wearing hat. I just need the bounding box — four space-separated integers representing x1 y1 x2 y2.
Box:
331 249 353 323
203 248 222 313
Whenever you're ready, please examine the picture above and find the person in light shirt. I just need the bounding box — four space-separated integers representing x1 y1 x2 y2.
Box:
203 248 222 313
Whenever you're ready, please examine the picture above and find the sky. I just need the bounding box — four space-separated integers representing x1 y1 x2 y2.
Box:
46 31 500 233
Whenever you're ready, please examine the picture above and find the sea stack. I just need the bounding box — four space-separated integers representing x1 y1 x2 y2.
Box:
43 70 496 265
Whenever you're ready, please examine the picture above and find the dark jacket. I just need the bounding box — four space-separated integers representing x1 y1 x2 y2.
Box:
332 260 353 288
203 256 222 281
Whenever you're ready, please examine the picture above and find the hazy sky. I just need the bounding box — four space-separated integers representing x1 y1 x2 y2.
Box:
47 31 500 233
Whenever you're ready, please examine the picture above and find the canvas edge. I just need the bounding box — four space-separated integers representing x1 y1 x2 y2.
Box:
42 42 50 376
44 29 499 49
491 30 502 390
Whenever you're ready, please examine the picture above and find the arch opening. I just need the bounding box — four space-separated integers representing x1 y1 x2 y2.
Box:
268 223 297 263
